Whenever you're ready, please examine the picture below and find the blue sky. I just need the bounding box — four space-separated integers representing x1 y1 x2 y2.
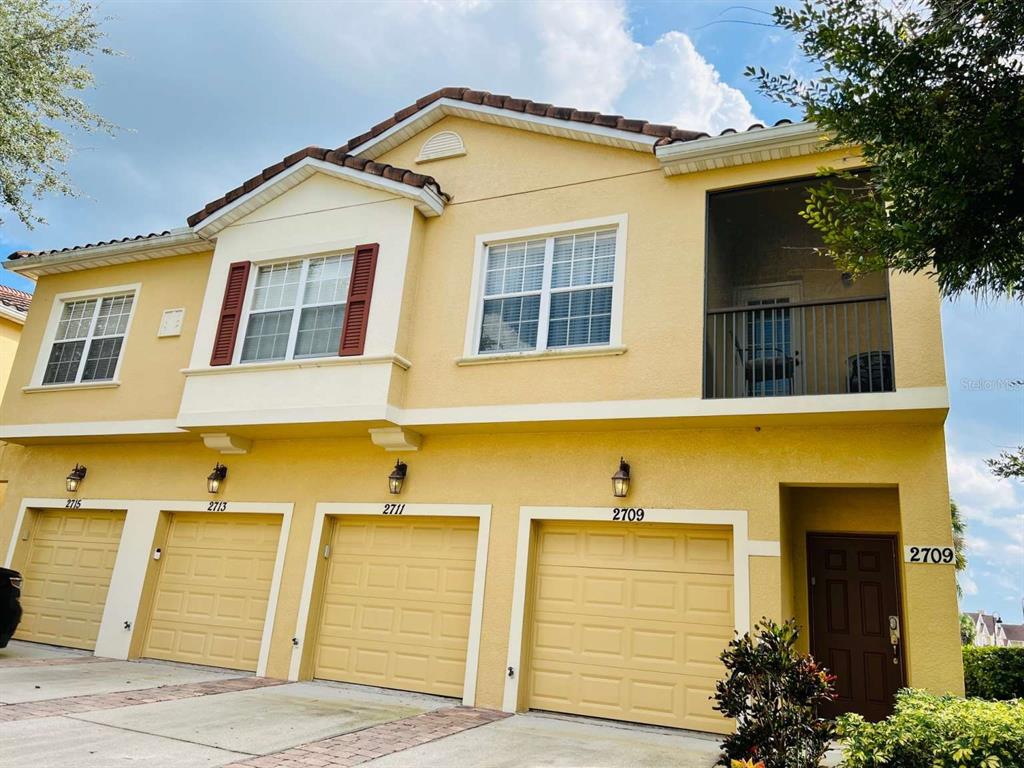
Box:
1 1 1021 620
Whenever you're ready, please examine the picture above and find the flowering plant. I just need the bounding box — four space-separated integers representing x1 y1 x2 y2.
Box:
714 618 836 768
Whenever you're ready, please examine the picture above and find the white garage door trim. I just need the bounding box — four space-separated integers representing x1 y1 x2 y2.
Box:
503 506 772 714
291 502 491 706
6 498 293 676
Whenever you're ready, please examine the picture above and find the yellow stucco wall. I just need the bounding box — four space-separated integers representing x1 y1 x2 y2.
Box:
0 113 960 719
0 421 964 706
3 116 945 428
1 252 212 427
0 315 22 402
378 117 945 408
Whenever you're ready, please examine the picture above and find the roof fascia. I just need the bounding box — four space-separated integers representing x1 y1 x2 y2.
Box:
350 98 660 159
656 122 834 176
192 156 445 238
4 229 210 280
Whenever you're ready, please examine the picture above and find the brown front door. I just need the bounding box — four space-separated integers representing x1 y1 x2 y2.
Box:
807 534 905 721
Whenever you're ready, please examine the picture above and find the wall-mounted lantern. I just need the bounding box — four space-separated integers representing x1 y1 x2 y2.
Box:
611 457 631 498
66 464 87 493
207 463 228 494
388 460 407 495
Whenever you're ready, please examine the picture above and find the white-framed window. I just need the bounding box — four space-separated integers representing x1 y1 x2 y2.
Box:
237 253 353 364
470 219 626 356
40 292 136 386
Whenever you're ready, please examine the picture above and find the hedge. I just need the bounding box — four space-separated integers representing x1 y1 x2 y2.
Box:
963 645 1024 700
838 689 1024 768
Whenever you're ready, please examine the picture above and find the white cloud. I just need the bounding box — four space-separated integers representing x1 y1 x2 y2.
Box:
263 0 757 134
960 570 979 596
948 446 1022 517
528 2 639 112
621 31 759 133
948 445 1024 613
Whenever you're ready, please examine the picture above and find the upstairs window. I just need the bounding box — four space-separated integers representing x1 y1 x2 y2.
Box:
477 228 618 354
239 254 353 363
42 293 135 385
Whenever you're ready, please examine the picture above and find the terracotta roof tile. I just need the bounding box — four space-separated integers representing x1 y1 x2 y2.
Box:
7 231 176 261
336 87 799 156
10 89 805 256
186 147 447 228
0 284 31 313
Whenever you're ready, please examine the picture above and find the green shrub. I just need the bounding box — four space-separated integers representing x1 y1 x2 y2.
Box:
838 689 1024 768
713 618 836 768
963 645 1024 700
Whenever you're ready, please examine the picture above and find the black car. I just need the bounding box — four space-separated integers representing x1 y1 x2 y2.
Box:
0 567 22 648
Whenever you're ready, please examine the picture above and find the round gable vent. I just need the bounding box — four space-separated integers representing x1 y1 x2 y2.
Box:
416 131 466 163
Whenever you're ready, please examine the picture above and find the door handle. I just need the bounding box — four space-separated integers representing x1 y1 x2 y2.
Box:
889 616 901 664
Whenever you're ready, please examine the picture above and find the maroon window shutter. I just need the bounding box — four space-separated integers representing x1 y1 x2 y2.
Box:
209 261 252 366
339 243 379 356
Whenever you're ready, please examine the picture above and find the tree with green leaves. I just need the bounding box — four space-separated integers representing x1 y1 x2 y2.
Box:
987 446 1024 479
748 0 1024 298
960 612 977 645
0 0 115 228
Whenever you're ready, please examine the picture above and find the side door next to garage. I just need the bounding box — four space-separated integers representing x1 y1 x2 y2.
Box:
313 516 479 698
525 521 735 733
16 509 126 650
141 513 281 672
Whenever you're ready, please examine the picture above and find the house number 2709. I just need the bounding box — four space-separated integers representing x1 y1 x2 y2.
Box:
612 507 645 521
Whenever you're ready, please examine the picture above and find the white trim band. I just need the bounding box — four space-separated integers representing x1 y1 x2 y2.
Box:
350 98 660 160
5 229 210 279
657 122 834 176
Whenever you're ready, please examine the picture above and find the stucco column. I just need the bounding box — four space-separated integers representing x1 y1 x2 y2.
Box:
898 478 964 695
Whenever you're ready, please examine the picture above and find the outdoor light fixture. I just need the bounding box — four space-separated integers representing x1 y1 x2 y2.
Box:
611 457 631 498
66 464 87 493
388 460 407 495
207 463 228 494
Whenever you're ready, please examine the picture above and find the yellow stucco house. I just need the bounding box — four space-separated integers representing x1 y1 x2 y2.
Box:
0 88 961 731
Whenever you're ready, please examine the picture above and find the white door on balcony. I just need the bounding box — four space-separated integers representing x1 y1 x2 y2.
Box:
735 282 802 396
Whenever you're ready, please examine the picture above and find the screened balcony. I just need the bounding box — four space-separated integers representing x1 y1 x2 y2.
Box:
704 177 894 399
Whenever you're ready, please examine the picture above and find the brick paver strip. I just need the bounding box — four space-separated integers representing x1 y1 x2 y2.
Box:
0 675 286 721
0 655 112 669
223 706 511 768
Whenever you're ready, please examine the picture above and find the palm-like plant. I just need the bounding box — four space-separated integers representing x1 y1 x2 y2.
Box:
950 499 967 598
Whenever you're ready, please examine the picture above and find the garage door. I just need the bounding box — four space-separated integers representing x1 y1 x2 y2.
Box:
142 513 281 671
314 516 478 697
17 509 125 650
525 521 734 733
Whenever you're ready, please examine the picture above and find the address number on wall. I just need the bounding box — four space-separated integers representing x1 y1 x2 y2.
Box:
904 546 955 564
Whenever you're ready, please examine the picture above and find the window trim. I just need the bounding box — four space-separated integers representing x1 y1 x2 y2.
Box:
463 214 628 359
30 283 141 388
233 252 354 366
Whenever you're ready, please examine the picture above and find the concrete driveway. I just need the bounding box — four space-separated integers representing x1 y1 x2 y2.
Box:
0 640 723 768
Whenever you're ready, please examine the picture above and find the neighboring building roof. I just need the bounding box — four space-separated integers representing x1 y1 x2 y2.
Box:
1002 624 1024 643
0 284 31 314
186 147 447 228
